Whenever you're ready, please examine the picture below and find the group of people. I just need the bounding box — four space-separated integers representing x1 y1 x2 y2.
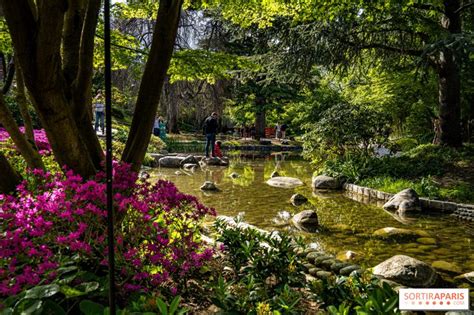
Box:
153 116 167 140
202 112 222 158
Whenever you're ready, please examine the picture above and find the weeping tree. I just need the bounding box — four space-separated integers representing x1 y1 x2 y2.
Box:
0 0 184 184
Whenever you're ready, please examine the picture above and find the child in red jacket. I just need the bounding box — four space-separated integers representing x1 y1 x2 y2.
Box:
213 141 223 158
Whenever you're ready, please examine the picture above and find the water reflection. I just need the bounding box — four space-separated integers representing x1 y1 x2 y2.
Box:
150 158 474 273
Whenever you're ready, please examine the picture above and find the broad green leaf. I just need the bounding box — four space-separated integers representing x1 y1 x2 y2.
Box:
79 300 104 315
24 284 60 300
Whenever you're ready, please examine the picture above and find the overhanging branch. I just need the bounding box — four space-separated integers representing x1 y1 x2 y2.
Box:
455 2 474 13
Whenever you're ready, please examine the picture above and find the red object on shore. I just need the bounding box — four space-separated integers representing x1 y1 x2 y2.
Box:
214 142 223 157
265 127 275 138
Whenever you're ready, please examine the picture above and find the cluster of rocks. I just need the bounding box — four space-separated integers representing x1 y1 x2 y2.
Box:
148 153 229 168
298 248 362 281
214 215 474 307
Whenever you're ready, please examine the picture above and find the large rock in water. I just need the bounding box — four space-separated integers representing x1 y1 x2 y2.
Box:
291 210 319 232
203 157 229 166
266 176 303 188
290 193 308 206
383 188 420 213
372 255 438 287
158 156 185 168
148 153 165 167
200 181 219 191
180 155 198 166
312 175 341 190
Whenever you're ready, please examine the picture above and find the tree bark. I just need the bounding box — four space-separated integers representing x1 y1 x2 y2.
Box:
62 0 86 87
0 92 44 170
167 81 180 134
122 0 183 171
2 0 98 177
0 152 21 194
0 52 6 83
255 96 266 139
1 55 14 95
437 0 462 147
15 58 36 145
70 0 104 169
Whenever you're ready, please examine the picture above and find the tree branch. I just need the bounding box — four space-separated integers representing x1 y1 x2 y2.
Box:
0 0 37 85
95 34 149 55
455 1 474 13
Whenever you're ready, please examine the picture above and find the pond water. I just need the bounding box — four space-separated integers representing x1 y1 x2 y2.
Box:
150 156 474 278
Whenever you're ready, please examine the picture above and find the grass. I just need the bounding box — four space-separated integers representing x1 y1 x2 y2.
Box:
321 144 474 204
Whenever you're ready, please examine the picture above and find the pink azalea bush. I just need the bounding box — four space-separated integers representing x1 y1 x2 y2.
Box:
0 127 51 154
0 162 216 297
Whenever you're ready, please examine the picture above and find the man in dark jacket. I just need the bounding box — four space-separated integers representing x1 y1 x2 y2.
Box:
203 112 218 157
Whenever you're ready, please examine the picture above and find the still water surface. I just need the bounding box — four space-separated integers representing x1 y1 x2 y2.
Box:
150 156 474 275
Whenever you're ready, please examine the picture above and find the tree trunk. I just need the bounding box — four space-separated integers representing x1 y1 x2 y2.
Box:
255 96 266 139
15 57 35 145
0 92 44 170
0 52 6 83
70 0 104 169
1 55 14 95
437 0 462 147
0 152 21 194
167 81 180 134
62 0 86 87
2 0 99 177
122 0 183 171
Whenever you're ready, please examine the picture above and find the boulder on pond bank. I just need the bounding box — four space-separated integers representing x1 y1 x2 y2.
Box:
158 156 186 168
181 155 198 166
372 255 438 287
312 175 341 190
292 210 319 232
203 157 229 166
383 188 421 213
266 176 303 188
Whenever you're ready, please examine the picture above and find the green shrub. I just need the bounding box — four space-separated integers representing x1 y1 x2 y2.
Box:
210 218 307 313
388 137 418 152
311 274 400 314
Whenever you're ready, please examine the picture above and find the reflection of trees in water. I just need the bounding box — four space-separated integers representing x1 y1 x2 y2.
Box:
223 164 255 187
204 168 226 184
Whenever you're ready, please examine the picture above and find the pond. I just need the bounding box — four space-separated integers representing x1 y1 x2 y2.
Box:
150 155 474 279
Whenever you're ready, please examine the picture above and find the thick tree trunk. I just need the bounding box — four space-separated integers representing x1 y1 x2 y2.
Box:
2 0 99 177
62 0 86 87
122 0 183 171
167 82 180 134
0 92 44 170
71 0 104 168
15 58 35 145
437 0 462 147
0 152 21 194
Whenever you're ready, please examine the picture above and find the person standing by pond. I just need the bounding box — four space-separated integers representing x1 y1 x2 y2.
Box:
153 116 161 137
275 122 282 140
158 116 167 140
203 112 218 157
93 90 105 134
280 123 288 140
